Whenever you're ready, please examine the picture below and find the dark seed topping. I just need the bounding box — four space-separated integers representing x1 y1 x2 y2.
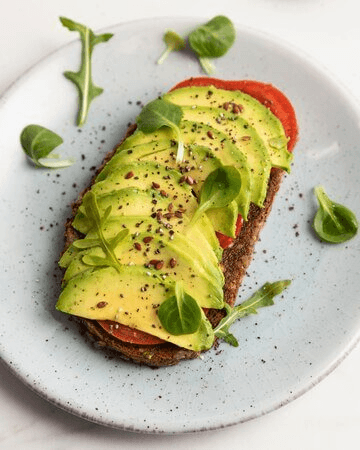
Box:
169 258 177 268
125 171 134 179
185 176 195 185
207 130 214 139
96 301 108 308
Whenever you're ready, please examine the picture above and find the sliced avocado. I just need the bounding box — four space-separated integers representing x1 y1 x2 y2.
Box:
118 120 252 219
56 266 215 351
61 230 224 309
180 106 271 207
164 85 293 172
85 215 223 263
95 144 239 237
73 186 198 235
92 161 185 197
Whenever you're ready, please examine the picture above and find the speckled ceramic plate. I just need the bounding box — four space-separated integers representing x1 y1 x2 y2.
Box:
1 17 360 433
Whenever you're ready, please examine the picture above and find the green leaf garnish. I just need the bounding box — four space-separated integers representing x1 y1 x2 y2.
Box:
136 98 185 162
157 30 186 65
214 280 291 346
60 17 113 127
313 186 358 243
158 282 202 335
188 15 236 75
81 191 129 271
20 124 74 168
190 166 241 226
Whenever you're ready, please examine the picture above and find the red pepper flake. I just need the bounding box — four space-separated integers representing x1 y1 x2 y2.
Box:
125 171 134 179
134 242 142 251
185 176 195 185
152 182 160 189
143 236 153 244
160 190 168 197
96 301 108 308
223 102 230 111
207 130 214 139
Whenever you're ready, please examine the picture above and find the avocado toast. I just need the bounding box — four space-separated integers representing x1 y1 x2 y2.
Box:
56 77 298 366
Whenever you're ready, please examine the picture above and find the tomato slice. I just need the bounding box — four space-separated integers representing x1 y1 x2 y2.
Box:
96 77 298 344
97 320 166 345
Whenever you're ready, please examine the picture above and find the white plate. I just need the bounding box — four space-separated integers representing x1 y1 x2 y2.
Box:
1 17 360 434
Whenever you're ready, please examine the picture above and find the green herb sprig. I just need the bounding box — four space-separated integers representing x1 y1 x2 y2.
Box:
188 15 236 75
313 186 358 243
157 30 186 65
79 191 129 271
20 124 74 168
190 166 242 226
136 98 185 162
215 280 291 346
60 17 113 126
158 281 202 335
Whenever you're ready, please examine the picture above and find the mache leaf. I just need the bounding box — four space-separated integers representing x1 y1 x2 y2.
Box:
313 186 358 243
157 30 186 65
20 124 74 168
136 98 185 162
188 16 236 75
158 282 202 335
214 280 291 346
60 17 113 126
190 166 241 227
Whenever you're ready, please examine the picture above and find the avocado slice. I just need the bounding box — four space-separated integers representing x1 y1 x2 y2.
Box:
164 85 293 172
61 229 224 309
73 186 198 234
56 266 215 351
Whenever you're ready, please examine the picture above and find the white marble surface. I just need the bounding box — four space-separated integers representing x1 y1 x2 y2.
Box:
1 0 360 448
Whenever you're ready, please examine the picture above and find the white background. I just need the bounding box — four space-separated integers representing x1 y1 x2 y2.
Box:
1 1 360 448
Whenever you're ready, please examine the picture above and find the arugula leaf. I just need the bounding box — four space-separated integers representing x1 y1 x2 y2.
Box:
190 166 241 226
188 15 236 75
214 280 291 346
313 186 358 244
81 191 128 272
60 17 113 126
20 124 74 168
157 30 186 65
136 98 185 162
158 282 202 335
